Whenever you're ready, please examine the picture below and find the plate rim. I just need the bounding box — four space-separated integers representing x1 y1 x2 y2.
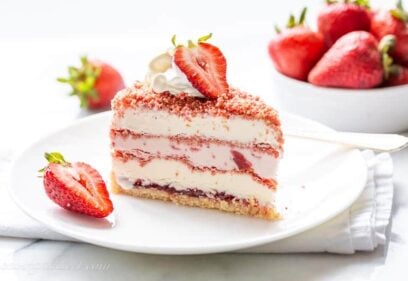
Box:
7 111 368 255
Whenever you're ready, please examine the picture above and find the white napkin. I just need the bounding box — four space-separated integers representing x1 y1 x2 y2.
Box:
0 149 393 254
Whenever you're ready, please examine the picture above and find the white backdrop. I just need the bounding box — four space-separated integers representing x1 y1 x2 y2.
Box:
1 1 407 281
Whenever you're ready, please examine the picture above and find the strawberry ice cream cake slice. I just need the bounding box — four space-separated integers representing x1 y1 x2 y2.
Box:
110 34 284 220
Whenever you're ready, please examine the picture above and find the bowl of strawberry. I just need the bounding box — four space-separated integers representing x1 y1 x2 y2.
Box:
268 1 408 133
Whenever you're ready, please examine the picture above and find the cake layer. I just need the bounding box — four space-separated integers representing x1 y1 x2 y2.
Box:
112 156 276 205
111 130 279 179
111 83 283 149
111 173 280 220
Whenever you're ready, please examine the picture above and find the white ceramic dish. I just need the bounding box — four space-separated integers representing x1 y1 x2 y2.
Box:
9 111 367 255
271 68 408 133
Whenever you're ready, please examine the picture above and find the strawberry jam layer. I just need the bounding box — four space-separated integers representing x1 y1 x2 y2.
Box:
111 129 280 180
116 179 270 205
130 179 261 206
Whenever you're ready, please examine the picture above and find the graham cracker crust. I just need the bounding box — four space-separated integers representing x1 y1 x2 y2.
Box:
111 172 280 220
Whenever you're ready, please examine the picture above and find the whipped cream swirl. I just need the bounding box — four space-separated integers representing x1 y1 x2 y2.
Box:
145 52 204 98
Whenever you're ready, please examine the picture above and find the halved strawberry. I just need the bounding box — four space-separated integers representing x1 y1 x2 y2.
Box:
41 152 113 218
173 35 229 99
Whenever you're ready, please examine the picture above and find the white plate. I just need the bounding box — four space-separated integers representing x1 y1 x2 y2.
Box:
8 111 367 255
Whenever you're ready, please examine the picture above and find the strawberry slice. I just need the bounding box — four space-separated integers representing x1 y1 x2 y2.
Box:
41 152 113 218
174 39 229 98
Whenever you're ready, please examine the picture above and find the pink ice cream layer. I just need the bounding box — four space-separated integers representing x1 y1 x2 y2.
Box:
111 133 279 180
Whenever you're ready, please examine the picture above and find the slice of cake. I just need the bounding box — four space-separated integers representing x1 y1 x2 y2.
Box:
110 34 284 220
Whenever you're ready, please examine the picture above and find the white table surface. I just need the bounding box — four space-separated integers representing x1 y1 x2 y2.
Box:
1 0 407 280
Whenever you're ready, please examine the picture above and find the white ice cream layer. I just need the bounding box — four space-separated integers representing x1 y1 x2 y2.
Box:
112 157 276 205
112 108 281 148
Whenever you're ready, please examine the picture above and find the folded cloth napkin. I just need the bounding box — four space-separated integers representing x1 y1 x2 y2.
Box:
0 148 393 254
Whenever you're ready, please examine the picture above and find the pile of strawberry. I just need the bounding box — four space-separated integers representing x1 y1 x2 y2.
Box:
268 0 408 89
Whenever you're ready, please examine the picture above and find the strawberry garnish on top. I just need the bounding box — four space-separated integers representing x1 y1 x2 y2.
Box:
317 0 371 47
308 32 398 89
371 0 408 66
173 34 229 99
58 56 125 109
268 7 326 81
40 152 113 218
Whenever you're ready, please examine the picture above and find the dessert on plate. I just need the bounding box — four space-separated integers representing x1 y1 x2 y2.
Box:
110 34 284 219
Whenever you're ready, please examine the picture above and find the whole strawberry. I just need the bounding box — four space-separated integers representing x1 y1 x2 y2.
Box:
173 33 229 99
386 65 408 86
58 57 125 109
308 32 396 89
268 8 325 81
40 152 113 218
371 0 408 66
317 0 371 47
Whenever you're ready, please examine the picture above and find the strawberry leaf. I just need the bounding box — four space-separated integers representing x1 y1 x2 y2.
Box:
57 56 101 108
45 152 68 165
171 34 177 47
198 33 212 43
391 0 408 22
286 14 296 28
352 0 370 8
172 33 214 49
379 35 398 80
38 152 70 174
284 7 308 29
327 0 370 7
299 7 307 25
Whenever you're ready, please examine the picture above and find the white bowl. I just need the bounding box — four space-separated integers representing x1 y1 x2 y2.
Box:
270 69 408 133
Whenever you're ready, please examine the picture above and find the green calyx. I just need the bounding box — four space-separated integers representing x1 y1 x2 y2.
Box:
379 35 400 80
326 0 370 8
390 0 408 23
38 152 69 173
275 7 307 34
171 33 213 48
57 56 101 108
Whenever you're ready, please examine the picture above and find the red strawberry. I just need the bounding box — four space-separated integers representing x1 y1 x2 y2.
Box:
268 8 325 81
58 57 125 109
308 32 396 89
317 0 371 47
386 65 408 86
370 0 408 66
173 34 229 99
40 152 113 218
